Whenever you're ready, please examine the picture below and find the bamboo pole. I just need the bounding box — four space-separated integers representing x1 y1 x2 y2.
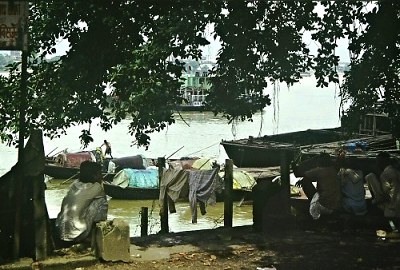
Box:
60 171 80 185
45 147 58 157
166 146 184 160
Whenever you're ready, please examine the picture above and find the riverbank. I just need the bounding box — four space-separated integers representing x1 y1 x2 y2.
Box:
2 211 399 270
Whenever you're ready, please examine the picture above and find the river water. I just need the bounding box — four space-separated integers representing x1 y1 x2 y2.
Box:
0 76 342 236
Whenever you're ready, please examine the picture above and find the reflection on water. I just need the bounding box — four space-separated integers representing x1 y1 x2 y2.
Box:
110 199 253 237
45 179 253 237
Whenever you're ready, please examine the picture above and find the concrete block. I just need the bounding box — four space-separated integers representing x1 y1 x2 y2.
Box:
94 219 130 262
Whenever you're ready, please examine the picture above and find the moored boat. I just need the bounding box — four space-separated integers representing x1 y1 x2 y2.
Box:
221 127 345 168
104 158 256 201
44 150 101 179
294 134 398 176
44 162 116 182
298 134 396 159
103 182 253 202
44 163 80 179
103 183 160 200
44 150 148 180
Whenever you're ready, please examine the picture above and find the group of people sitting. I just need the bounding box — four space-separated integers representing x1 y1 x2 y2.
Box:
294 151 400 231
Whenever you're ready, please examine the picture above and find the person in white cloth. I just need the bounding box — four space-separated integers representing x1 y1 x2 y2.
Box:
366 151 400 231
56 160 108 244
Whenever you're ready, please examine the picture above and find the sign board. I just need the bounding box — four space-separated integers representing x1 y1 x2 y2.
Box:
0 1 28 51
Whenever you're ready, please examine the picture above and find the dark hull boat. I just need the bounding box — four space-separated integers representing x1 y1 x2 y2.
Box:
44 164 115 182
103 182 253 202
216 189 253 202
295 134 398 176
103 183 160 200
299 134 396 159
44 154 146 180
44 163 80 179
221 127 345 168
44 150 107 179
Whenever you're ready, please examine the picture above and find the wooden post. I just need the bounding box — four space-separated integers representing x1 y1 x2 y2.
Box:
158 157 168 233
280 149 291 214
140 207 148 237
224 159 233 228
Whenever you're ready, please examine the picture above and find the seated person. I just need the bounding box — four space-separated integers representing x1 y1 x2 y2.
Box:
365 151 400 230
295 153 341 220
56 161 108 244
337 156 367 216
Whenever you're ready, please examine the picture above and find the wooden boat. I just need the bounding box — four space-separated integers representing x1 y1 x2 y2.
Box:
44 150 99 179
221 127 346 168
104 161 255 201
103 182 160 200
44 153 147 180
294 134 398 176
299 134 396 159
44 163 80 179
103 181 252 202
217 188 253 202
44 159 115 180
44 163 116 181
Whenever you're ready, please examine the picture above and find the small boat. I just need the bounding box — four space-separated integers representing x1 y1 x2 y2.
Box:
294 134 398 176
44 163 80 179
44 151 147 180
103 182 253 202
299 134 396 159
103 183 160 200
44 162 116 182
257 111 395 170
221 127 345 168
104 164 165 200
44 150 100 179
104 158 255 201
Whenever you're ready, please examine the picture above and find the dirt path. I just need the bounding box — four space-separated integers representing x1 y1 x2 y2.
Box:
82 221 400 270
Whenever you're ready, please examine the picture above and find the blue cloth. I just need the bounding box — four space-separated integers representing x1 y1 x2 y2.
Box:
338 168 367 215
124 168 159 188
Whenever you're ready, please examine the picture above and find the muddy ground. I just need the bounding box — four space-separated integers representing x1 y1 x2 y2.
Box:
79 214 400 270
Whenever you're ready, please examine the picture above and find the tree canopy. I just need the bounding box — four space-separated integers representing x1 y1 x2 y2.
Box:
0 1 399 148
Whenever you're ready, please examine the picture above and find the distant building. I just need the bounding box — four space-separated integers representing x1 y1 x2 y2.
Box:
0 51 21 70
337 62 350 73
177 59 216 110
